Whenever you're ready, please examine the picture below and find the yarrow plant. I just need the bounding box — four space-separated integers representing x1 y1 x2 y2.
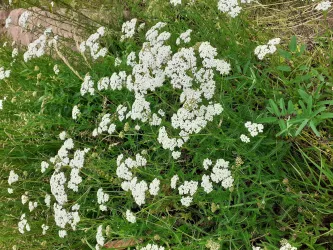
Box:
15 21 236 243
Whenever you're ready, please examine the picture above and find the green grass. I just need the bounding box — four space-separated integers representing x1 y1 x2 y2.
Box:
1 0 333 249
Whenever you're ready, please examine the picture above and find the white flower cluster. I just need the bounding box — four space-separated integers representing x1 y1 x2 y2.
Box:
50 171 67 205
182 158 233 198
176 29 192 45
209 159 234 189
95 225 105 250
217 0 255 18
40 138 89 237
172 151 181 160
23 36 45 62
23 28 55 62
121 18 137 41
67 148 90 192
279 239 297 250
201 174 213 193
92 114 116 136
149 178 160 196
80 75 95 96
170 174 179 189
41 224 49 235
0 66 11 80
8 170 19 185
149 113 162 126
59 230 67 238
54 203 80 233
59 131 67 140
117 104 128 121
97 188 109 211
117 154 150 206
203 158 212 170
170 0 182 6
254 38 280 60
240 134 250 143
244 121 264 137
178 180 198 206
253 239 297 250
45 194 51 207
41 161 49 173
315 1 332 11
18 214 30 234
126 209 136 223
97 71 127 91
28 201 37 212
140 243 165 250
18 11 31 28
79 27 108 60
21 192 29 205
72 105 81 120
12 48 18 58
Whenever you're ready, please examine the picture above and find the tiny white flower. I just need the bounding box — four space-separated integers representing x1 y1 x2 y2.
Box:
72 105 81 120
240 134 250 143
59 131 67 140
53 64 59 75
58 230 67 238
8 170 19 185
172 151 181 159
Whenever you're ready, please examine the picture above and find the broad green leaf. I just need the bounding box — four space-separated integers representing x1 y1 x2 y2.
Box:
298 65 308 71
298 89 310 102
279 98 286 115
289 36 297 52
314 82 325 100
278 119 286 131
309 120 320 136
269 99 280 116
317 100 333 106
298 100 307 114
278 49 292 60
287 100 295 114
316 112 333 120
295 119 308 136
312 106 326 117
277 65 291 72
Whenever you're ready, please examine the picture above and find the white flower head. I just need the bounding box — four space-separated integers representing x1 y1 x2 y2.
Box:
18 11 31 28
125 209 136 223
149 178 160 196
240 134 250 143
8 170 19 185
315 1 332 11
121 18 137 41
170 0 181 6
53 64 59 75
72 105 81 120
42 224 49 235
